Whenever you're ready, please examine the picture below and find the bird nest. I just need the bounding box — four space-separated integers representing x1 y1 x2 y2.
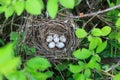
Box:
22 17 79 59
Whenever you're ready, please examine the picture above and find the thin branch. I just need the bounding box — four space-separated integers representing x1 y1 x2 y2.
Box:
70 4 120 18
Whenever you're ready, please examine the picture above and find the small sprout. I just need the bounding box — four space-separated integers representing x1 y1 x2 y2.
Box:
48 42 55 48
56 42 65 49
46 35 53 42
60 35 66 42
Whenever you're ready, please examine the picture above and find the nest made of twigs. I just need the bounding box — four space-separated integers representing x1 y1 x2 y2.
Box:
22 17 79 58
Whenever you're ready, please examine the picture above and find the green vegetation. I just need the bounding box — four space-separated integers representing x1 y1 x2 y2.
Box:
1 0 120 80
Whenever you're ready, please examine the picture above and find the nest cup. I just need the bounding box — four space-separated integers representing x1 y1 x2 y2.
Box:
24 18 79 58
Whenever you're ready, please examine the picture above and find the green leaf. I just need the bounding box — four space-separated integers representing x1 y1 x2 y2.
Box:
47 0 58 19
59 0 75 9
32 72 52 80
14 0 24 16
44 71 54 79
55 63 68 71
113 73 120 80
73 73 85 80
87 56 101 71
10 32 19 41
116 0 120 4
73 48 92 60
7 71 26 80
5 5 14 18
116 13 120 27
0 57 21 75
84 69 91 78
26 56 51 71
101 26 111 36
0 39 4 45
88 35 93 41
0 6 6 13
89 37 98 50
91 28 103 36
116 32 120 43
25 0 43 15
69 64 83 73
75 28 87 38
0 0 11 5
96 41 107 53
0 43 14 64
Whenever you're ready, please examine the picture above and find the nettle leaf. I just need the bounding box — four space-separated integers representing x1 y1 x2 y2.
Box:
26 56 51 71
14 0 25 16
75 28 87 38
59 0 75 9
96 41 107 53
69 64 83 73
91 28 103 36
73 48 92 60
47 0 58 19
73 73 85 80
25 0 43 15
5 5 14 18
89 37 98 50
113 73 120 80
84 69 91 78
101 26 111 36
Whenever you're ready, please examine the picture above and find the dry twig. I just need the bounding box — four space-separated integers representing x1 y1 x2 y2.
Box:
70 4 120 18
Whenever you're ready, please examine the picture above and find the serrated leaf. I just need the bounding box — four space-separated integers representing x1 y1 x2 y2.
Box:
91 28 103 36
89 37 98 50
14 0 24 16
101 26 111 36
75 28 87 38
5 5 14 18
73 48 92 59
73 73 85 80
25 0 43 15
84 69 91 78
59 0 75 9
69 64 83 73
113 73 120 80
26 56 51 71
47 0 58 19
96 41 107 53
